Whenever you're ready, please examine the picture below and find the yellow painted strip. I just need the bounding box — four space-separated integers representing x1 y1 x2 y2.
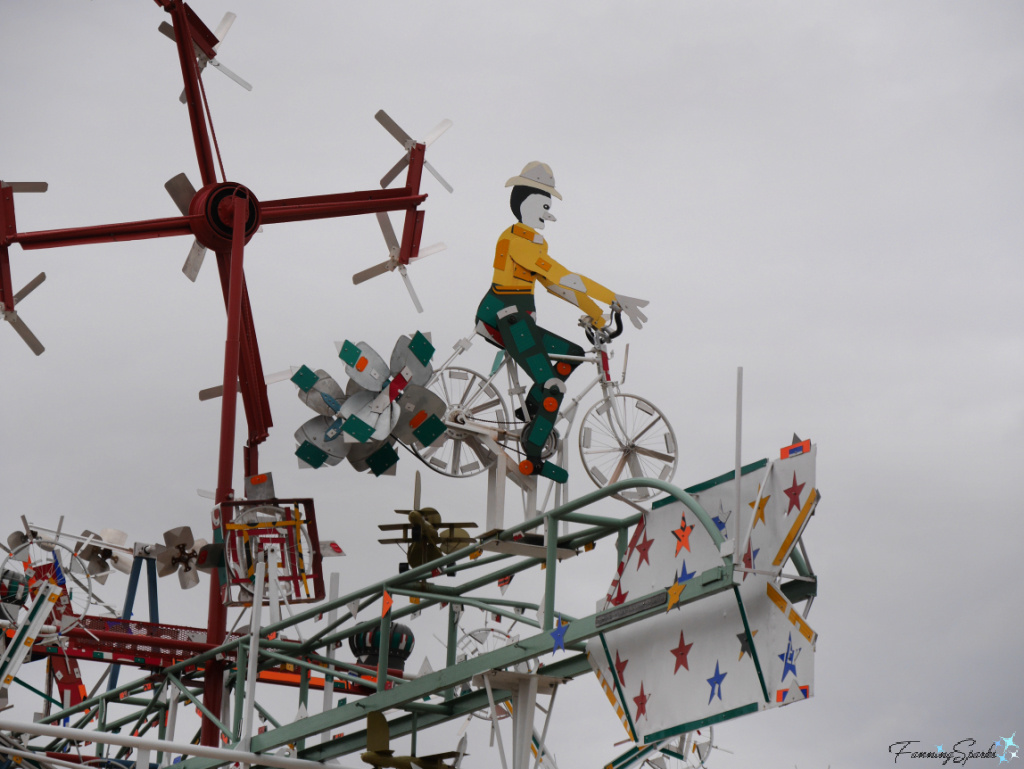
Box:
766 582 788 613
789 609 816 642
773 487 818 566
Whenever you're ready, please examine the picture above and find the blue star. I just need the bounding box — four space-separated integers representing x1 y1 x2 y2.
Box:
706 661 726 704
677 561 696 583
778 633 799 682
936 746 943 754
550 615 568 654
1004 734 1018 750
712 515 727 533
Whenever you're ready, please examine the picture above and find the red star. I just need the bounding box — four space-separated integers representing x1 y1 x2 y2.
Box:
672 516 693 556
609 583 629 606
741 541 760 582
670 630 693 673
635 531 653 570
633 681 650 720
614 650 629 685
783 472 806 514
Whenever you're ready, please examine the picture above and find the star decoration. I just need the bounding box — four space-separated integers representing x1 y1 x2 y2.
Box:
748 490 771 529
783 472 806 514
672 515 693 555
550 615 568 654
635 531 654 570
614 650 629 685
778 632 799 681
736 629 758 661
706 661 726 703
633 681 650 720
670 630 693 673
937 746 944 754
741 541 759 581
677 561 696 583
712 500 730 537
666 580 685 610
609 584 629 606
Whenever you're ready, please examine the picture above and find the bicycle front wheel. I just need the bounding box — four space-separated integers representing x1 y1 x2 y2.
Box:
578 393 678 499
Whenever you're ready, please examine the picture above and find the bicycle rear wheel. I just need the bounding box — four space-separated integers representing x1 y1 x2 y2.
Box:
579 393 677 499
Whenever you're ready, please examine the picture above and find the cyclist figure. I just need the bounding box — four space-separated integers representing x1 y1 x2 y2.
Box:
475 162 649 482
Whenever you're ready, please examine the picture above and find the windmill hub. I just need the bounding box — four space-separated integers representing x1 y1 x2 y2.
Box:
190 181 262 250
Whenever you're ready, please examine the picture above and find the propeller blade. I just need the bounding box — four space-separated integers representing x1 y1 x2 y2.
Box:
154 545 177 577
376 212 400 253
207 58 253 92
352 260 393 285
163 526 195 551
212 12 236 44
109 552 134 574
99 528 128 548
379 152 410 189
5 311 44 355
194 538 209 552
374 110 414 147
413 470 421 510
423 159 453 193
164 173 196 216
398 265 424 313
157 21 176 42
178 566 201 590
422 119 453 147
199 367 296 401
454 735 468 769
1 182 48 193
410 242 445 262
183 239 207 282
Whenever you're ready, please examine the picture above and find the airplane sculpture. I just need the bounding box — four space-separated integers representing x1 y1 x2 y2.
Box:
378 472 476 571
360 710 467 769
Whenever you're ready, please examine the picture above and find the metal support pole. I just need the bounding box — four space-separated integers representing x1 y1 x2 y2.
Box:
543 516 556 632
108 556 143 692
733 367 743 552
240 557 266 758
320 572 340 741
146 557 160 623
376 596 391 694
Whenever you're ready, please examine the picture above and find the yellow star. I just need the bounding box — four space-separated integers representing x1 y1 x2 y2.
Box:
666 580 686 611
749 488 771 528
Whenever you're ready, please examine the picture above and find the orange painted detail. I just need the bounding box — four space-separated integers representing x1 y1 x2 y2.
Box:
356 357 368 372
556 362 572 376
409 410 428 429
536 258 551 271
251 474 268 485
543 396 559 412
519 459 535 475
382 590 393 616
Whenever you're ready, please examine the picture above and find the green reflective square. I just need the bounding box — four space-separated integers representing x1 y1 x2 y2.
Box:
295 440 328 469
413 414 447 447
342 415 374 443
408 331 435 367
339 340 361 367
367 443 400 476
291 365 319 393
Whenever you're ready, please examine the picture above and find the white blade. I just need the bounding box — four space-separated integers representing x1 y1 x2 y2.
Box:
1 182 48 193
158 21 176 42
423 159 453 193
399 265 424 314
198 367 296 401
208 58 253 92
379 152 410 189
5 311 44 355
374 109 414 147
183 239 207 282
422 119 452 147
376 212 400 253
196 489 216 499
12 272 46 306
164 173 197 216
212 12 236 44
410 242 445 262
352 260 393 285
178 566 201 590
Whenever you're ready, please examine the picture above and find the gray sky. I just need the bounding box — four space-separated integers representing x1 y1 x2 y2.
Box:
2 2 1022 767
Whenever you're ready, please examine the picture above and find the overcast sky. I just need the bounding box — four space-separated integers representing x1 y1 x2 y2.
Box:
2 2 1022 767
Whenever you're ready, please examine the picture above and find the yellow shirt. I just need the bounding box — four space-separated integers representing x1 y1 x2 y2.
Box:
491 224 615 327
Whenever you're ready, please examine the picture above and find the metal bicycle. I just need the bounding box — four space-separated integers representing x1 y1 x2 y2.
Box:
412 311 678 510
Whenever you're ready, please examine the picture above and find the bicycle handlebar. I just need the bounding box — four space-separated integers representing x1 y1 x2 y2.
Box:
584 310 624 345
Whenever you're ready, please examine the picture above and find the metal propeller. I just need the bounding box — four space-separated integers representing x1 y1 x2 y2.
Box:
351 211 445 313
164 172 208 281
158 12 252 102
375 110 454 192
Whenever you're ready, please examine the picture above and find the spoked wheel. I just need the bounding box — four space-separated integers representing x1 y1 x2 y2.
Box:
0 538 95 643
657 727 720 768
414 366 511 477
579 393 677 500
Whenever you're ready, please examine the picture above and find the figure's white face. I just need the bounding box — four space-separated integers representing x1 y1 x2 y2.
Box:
520 193 556 230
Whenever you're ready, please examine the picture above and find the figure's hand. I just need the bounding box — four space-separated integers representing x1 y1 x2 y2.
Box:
612 294 649 329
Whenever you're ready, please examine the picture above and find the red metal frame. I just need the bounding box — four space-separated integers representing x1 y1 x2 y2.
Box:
4 0 434 745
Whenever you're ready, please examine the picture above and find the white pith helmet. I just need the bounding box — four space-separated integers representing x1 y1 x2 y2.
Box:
505 161 562 200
